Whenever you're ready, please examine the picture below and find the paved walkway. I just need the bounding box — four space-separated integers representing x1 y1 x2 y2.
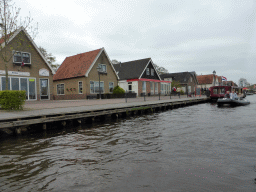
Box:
0 95 207 121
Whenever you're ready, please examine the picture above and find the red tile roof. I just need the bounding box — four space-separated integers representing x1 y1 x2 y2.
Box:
197 74 222 84
53 48 102 81
197 74 214 84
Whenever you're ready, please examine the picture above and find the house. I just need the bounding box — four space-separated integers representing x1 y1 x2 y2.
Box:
160 72 198 94
0 27 55 100
53 48 119 100
113 58 171 96
223 80 237 86
197 74 222 89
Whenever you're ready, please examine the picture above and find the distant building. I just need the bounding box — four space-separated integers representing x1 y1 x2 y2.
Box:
113 58 171 96
238 78 250 87
160 71 198 94
197 74 222 89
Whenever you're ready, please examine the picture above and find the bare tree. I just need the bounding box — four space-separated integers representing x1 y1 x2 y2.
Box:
153 63 168 75
38 46 59 72
0 0 38 90
111 59 121 64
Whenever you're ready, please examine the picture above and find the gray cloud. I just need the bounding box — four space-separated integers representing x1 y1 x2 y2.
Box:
15 0 256 84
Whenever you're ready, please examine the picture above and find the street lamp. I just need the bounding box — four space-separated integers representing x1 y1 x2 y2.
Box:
96 65 102 99
213 70 216 86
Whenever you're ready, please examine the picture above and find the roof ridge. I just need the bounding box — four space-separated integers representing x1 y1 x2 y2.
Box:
66 48 102 59
121 57 151 64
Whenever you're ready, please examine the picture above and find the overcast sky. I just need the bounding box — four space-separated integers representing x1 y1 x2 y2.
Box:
15 0 256 84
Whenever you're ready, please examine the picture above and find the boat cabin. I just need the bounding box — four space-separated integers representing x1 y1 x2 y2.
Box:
209 86 243 100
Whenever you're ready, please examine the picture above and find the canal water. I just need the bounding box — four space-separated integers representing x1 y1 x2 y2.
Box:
0 96 256 192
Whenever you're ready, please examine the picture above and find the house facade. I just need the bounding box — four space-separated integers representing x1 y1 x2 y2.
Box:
197 74 222 89
0 27 55 100
113 58 171 96
53 48 119 100
160 72 198 94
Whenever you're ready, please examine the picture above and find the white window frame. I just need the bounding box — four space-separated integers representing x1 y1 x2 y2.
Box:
57 83 65 95
99 64 107 73
161 83 164 94
128 82 132 92
146 68 149 75
151 69 154 76
155 82 158 94
78 81 83 94
13 51 31 64
142 81 146 93
0 76 37 100
90 81 104 94
150 82 154 94
109 82 114 93
39 78 50 100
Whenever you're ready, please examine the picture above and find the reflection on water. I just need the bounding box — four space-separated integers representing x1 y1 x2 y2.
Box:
0 96 256 192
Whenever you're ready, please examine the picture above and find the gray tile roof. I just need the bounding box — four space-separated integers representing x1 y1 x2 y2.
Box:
113 58 151 80
161 71 198 84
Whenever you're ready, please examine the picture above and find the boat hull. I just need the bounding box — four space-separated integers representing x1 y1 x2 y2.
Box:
217 98 250 107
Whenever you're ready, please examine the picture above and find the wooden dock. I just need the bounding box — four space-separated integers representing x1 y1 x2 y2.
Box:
0 97 210 135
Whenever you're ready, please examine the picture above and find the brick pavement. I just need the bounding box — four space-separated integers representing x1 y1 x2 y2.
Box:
0 95 207 121
23 95 196 110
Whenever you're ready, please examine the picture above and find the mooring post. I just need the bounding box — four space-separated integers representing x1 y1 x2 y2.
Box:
179 92 180 98
15 128 21 135
170 92 171 99
42 116 47 130
159 93 160 100
42 123 47 130
61 121 67 127
125 91 127 103
144 93 146 101
77 119 82 124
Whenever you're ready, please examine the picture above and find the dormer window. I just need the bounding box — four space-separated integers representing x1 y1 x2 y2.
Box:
146 68 149 75
151 69 154 76
13 51 31 64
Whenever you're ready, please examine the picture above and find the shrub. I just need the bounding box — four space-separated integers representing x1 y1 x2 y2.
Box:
0 90 26 110
113 86 125 95
179 90 185 95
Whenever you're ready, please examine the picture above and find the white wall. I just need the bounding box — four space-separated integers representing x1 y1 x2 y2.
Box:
118 80 138 96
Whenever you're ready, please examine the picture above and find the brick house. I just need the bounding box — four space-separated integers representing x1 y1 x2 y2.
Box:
160 72 198 94
53 48 119 100
113 58 171 96
0 27 55 100
197 74 222 89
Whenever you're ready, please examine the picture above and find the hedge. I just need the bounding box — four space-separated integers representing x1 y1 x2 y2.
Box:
0 90 26 110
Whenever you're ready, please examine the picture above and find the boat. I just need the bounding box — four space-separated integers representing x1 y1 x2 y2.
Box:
217 97 250 107
209 86 243 100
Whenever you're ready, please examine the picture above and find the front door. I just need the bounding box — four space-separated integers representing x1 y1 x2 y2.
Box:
40 79 49 100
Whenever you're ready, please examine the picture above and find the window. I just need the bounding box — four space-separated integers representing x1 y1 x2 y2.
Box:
22 53 30 63
99 64 107 73
150 82 154 94
161 83 164 94
142 81 146 93
13 51 31 64
155 82 158 94
78 82 83 94
146 68 149 75
151 69 154 76
90 81 104 93
109 82 114 93
57 84 64 95
1 76 36 100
